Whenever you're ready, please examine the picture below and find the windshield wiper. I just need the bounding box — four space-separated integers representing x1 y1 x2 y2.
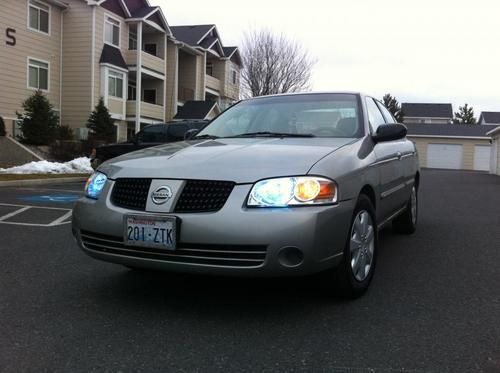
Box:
228 131 315 138
193 134 220 140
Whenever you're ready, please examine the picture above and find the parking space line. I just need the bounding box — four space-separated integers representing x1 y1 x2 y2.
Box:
48 211 73 226
0 203 70 211
0 203 72 227
16 187 84 193
0 220 71 227
0 206 31 221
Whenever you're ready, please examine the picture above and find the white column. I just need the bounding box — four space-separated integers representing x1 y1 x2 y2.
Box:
163 33 167 121
135 22 143 133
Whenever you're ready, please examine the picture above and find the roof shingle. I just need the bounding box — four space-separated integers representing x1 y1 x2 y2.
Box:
479 111 500 124
170 25 215 46
99 44 127 70
405 123 497 137
402 103 453 118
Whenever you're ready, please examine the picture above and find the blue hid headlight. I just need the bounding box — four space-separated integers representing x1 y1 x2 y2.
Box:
85 172 107 199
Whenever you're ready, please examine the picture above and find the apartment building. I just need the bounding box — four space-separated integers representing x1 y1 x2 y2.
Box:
0 0 66 137
170 25 242 119
0 0 241 141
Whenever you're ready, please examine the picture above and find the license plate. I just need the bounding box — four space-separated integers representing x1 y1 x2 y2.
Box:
125 215 177 250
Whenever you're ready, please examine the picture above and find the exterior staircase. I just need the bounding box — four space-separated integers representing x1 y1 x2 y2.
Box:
0 136 43 168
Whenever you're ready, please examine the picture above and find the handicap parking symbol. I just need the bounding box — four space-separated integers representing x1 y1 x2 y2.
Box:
18 194 81 203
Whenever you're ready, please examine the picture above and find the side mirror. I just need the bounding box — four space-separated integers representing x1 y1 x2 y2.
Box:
372 124 407 143
184 129 200 140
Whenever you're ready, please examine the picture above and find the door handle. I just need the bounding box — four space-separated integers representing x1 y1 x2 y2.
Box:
397 152 402 160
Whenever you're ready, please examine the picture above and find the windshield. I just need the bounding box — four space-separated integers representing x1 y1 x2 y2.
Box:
197 93 363 138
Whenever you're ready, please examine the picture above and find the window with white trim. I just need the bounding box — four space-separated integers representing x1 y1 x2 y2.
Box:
108 70 124 98
29 0 50 34
232 69 238 84
105 16 120 47
28 58 49 91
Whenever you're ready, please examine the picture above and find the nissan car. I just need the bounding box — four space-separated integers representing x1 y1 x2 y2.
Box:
72 92 419 297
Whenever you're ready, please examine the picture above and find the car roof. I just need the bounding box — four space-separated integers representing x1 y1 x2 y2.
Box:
245 91 366 101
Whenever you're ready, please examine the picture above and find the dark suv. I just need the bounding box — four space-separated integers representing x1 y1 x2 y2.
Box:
91 120 208 168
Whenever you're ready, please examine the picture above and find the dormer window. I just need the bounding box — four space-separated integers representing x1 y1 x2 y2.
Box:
28 0 50 35
104 15 120 47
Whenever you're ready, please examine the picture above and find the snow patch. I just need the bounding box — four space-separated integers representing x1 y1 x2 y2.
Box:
0 157 93 174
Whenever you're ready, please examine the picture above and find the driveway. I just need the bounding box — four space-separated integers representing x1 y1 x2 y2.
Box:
0 170 499 372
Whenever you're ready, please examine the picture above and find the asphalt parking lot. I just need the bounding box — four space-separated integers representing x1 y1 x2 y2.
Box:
0 170 499 373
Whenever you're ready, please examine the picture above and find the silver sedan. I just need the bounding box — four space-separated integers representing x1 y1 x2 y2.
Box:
72 92 419 297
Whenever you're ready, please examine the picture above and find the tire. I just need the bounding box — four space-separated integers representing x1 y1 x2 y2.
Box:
392 184 418 234
327 194 378 298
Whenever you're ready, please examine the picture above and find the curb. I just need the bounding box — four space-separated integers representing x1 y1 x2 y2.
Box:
0 176 89 187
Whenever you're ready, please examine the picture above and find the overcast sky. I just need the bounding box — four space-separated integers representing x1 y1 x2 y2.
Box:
152 0 500 115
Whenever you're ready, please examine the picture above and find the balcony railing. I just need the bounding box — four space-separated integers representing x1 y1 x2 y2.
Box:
205 74 221 92
124 50 165 74
126 101 164 120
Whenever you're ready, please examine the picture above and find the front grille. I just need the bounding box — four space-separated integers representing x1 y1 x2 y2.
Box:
110 178 234 213
111 178 152 211
80 230 266 268
174 180 235 213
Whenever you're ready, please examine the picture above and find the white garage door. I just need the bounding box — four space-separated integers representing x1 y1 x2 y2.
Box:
427 144 463 169
473 145 491 171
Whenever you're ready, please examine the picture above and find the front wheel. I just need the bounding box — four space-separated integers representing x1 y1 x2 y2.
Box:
326 195 378 298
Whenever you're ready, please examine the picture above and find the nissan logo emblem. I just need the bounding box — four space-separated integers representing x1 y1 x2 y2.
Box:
151 186 173 205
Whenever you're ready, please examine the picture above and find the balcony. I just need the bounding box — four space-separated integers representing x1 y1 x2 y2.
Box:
124 50 165 75
205 74 221 92
127 101 164 121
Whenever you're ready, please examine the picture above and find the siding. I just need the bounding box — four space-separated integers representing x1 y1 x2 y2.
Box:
61 0 92 129
108 97 123 116
195 54 205 100
404 117 451 124
409 136 491 170
165 40 178 120
0 0 62 122
178 51 198 101
223 61 240 101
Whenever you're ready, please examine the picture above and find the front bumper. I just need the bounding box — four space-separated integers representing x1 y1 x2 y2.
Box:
72 182 355 277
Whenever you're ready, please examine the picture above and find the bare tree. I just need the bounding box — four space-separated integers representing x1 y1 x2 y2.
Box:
241 29 316 98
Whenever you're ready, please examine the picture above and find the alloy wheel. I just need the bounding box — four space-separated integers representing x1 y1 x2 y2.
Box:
350 210 375 282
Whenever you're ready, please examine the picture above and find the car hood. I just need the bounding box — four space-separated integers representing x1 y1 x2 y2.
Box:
98 137 355 183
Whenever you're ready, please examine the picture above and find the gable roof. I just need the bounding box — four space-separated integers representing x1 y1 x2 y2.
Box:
405 123 497 138
402 103 453 118
174 101 218 120
223 46 242 66
222 47 237 57
130 6 157 18
99 44 127 70
486 126 500 136
479 111 500 124
170 25 215 46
